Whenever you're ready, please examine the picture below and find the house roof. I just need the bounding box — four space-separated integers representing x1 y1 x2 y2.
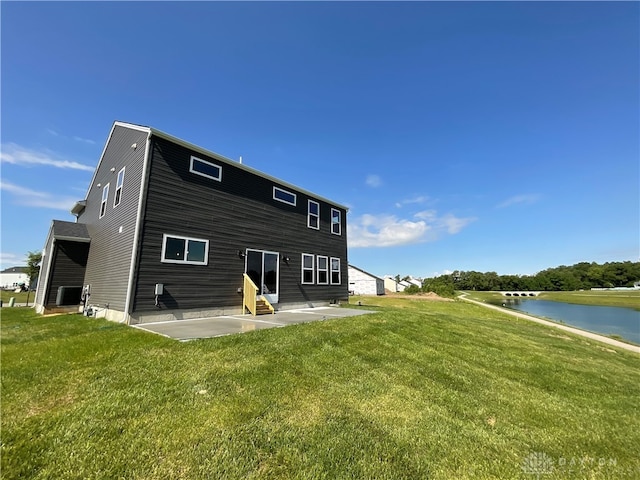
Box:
348 264 383 281
82 121 349 212
0 266 27 274
52 220 91 242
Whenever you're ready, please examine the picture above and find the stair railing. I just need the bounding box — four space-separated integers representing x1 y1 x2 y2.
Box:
243 274 258 315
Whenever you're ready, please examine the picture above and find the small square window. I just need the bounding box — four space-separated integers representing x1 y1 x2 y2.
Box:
164 237 186 262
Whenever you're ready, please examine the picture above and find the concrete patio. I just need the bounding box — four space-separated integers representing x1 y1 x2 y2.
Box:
131 306 376 341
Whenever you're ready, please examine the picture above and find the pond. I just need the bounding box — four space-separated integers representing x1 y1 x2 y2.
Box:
503 299 640 344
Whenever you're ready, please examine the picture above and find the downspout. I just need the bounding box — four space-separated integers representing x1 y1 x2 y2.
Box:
123 132 152 325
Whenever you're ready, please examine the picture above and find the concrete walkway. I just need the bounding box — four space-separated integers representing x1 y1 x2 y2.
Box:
132 306 376 341
458 294 640 353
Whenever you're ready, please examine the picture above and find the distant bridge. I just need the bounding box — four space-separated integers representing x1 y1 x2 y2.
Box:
500 291 541 297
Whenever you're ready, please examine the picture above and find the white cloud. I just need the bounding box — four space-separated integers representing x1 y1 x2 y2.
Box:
0 252 26 269
0 143 94 171
1 181 78 211
348 210 476 248
496 194 541 208
395 195 430 208
439 213 474 234
47 128 96 145
72 136 96 145
365 174 382 188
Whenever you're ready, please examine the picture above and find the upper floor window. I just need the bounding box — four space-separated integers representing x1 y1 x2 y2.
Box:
273 186 296 206
114 167 125 207
302 253 314 284
161 234 209 265
308 200 320 229
190 156 222 182
331 208 341 235
99 183 110 218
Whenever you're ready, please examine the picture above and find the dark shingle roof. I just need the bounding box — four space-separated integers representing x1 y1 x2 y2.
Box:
0 266 27 274
52 220 91 241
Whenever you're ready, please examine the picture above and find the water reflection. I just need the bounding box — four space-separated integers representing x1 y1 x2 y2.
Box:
502 299 640 344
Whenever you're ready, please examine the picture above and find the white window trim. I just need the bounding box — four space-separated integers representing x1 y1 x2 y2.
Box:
113 167 125 208
161 234 209 266
308 200 320 230
99 183 110 219
273 186 297 206
301 253 314 284
331 208 341 235
330 256 341 285
317 255 329 285
190 155 222 182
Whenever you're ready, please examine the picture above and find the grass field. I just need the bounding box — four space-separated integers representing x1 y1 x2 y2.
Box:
2 298 639 479
0 290 34 304
461 290 640 310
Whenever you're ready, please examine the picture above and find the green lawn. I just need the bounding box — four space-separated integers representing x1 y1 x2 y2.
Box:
2 299 639 479
0 290 33 304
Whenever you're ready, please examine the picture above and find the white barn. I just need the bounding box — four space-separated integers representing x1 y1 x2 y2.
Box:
348 265 385 296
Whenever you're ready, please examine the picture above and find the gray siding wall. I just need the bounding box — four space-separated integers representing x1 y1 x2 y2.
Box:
34 226 55 308
132 137 348 313
43 241 90 306
76 125 148 312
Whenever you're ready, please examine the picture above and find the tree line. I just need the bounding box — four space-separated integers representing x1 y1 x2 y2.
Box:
410 261 640 297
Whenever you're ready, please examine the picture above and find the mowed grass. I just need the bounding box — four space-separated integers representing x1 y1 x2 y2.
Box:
0 290 33 304
2 298 639 479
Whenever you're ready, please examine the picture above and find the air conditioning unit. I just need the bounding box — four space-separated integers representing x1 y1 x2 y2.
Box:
55 286 83 306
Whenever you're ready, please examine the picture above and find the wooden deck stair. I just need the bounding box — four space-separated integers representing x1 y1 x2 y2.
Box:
255 298 274 315
242 274 275 315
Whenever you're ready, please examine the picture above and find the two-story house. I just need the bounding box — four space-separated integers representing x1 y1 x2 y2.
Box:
34 121 349 324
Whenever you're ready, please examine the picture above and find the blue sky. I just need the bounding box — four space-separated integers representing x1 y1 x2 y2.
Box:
2 2 638 278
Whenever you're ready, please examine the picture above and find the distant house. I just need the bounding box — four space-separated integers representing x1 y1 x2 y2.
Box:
34 121 349 323
348 265 384 295
0 266 29 289
383 276 402 293
383 275 422 293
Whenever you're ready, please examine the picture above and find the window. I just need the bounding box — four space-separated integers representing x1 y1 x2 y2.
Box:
302 253 314 284
330 257 341 284
317 255 328 284
161 234 209 265
308 200 320 229
99 183 110 218
190 156 222 182
114 167 125 207
273 186 296 206
331 208 341 235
